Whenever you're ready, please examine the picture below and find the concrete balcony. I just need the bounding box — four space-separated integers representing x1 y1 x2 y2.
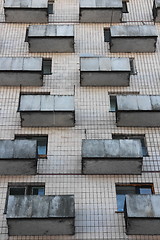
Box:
27 25 74 53
6 195 75 236
82 139 143 174
0 57 43 86
124 194 160 235
4 0 48 23
109 25 158 53
79 0 123 23
80 57 131 86
18 95 75 127
0 140 37 175
116 95 160 127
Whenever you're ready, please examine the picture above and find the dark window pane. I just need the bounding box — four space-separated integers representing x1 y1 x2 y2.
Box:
110 96 117 112
9 187 25 195
104 28 110 42
32 187 45 196
43 59 52 75
37 138 47 155
25 28 29 42
48 4 53 14
129 58 137 75
122 2 129 13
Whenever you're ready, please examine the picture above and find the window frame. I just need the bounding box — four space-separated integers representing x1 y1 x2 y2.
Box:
115 183 154 213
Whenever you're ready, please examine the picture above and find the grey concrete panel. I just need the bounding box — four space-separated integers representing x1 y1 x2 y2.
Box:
80 57 131 72
54 112 75 127
150 95 160 110
7 219 75 235
0 72 43 86
80 72 130 86
4 0 48 8
41 95 55 111
0 57 42 71
80 9 122 23
117 95 138 110
21 112 75 127
7 195 75 218
82 159 142 175
124 195 160 234
0 159 37 175
28 25 74 37
110 37 157 53
82 139 142 158
117 112 160 127
82 140 105 158
5 9 48 23
111 25 158 37
28 38 74 53
0 140 14 158
20 95 41 111
55 96 74 111
13 140 37 159
137 95 152 110
80 0 122 8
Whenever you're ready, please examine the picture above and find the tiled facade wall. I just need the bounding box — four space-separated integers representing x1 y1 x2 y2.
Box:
0 0 160 239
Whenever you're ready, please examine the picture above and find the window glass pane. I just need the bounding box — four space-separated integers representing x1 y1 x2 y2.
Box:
32 187 45 196
110 96 117 112
9 187 25 195
37 139 47 155
139 188 152 194
43 59 52 75
104 28 110 42
48 4 53 14
116 195 126 212
122 2 128 13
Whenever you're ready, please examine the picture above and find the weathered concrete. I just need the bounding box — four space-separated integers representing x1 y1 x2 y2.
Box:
7 195 75 235
110 25 158 53
27 25 74 53
0 140 37 175
0 57 43 86
82 139 143 174
19 95 75 127
79 0 123 23
80 57 131 86
116 95 160 127
153 0 160 22
4 0 48 23
124 195 160 235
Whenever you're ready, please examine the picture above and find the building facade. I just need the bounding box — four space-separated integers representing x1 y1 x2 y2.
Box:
0 0 160 239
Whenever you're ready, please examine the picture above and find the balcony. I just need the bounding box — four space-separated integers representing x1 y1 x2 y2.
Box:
0 57 43 86
18 95 75 127
0 140 37 175
80 57 131 86
82 139 143 174
79 0 123 23
109 25 158 53
27 25 74 53
4 0 48 23
116 95 160 127
6 195 75 236
124 194 160 235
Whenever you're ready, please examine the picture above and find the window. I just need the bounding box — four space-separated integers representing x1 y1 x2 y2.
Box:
5 183 45 213
109 95 117 112
42 59 52 75
48 4 53 14
112 134 148 157
25 27 29 42
104 28 111 42
129 58 137 75
15 135 48 158
122 2 129 13
116 183 154 212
